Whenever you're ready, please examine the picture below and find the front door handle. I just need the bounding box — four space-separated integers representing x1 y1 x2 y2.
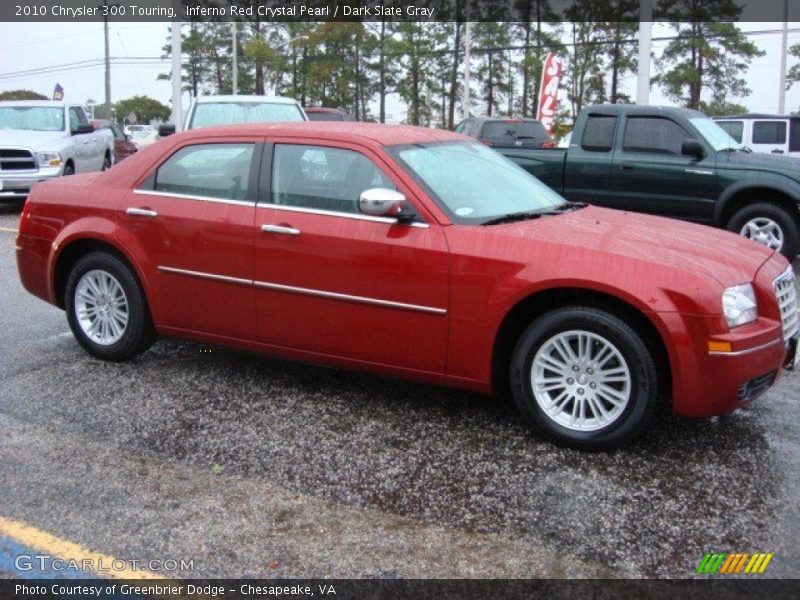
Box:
619 163 634 170
126 207 158 218
261 224 300 236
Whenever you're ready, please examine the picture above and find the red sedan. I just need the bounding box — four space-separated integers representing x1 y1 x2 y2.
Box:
15 123 799 449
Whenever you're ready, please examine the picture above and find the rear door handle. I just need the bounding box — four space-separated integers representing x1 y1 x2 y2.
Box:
261 224 300 236
619 163 634 170
126 207 158 218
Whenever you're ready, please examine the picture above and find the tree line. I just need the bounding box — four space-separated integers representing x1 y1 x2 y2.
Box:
158 0 766 128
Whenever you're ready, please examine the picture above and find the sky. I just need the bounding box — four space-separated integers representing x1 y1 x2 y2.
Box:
0 21 799 123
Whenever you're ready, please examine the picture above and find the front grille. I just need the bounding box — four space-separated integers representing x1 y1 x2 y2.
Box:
773 266 799 341
0 148 36 171
737 371 777 402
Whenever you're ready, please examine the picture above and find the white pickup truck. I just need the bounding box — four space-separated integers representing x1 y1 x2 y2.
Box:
0 101 115 201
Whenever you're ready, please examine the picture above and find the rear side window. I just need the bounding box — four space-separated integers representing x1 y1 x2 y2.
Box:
480 121 549 142
717 121 743 143
623 117 689 155
752 121 787 144
581 115 617 152
271 144 395 214
154 143 255 201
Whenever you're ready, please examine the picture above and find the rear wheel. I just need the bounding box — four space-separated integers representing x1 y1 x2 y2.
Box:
65 251 155 361
510 306 658 450
727 202 799 260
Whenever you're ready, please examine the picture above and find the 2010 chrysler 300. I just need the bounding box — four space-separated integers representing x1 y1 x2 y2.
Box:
15 123 800 449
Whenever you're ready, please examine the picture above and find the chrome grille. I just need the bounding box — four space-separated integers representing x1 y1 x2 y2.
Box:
773 266 799 341
0 148 36 171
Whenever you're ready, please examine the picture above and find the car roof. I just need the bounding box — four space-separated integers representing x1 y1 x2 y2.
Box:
174 121 467 146
583 103 707 118
714 113 797 120
193 95 299 105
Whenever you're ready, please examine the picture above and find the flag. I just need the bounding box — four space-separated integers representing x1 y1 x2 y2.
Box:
52 83 64 101
535 53 564 134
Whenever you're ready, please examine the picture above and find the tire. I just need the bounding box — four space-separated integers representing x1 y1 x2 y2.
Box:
510 306 658 451
101 154 111 171
63 163 74 176
65 251 155 361
727 202 799 260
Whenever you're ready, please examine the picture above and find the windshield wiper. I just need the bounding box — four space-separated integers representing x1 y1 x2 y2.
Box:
481 202 585 225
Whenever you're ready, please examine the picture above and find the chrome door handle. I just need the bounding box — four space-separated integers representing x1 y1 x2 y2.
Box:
126 207 158 218
261 224 300 236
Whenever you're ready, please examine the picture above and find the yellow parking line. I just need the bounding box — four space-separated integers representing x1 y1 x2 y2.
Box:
0 515 164 579
0 226 19 233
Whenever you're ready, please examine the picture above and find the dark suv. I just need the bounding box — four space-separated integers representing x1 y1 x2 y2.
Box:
455 117 555 148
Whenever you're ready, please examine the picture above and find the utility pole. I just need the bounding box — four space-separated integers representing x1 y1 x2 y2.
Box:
463 21 471 118
636 0 653 105
231 22 238 95
171 21 182 130
778 0 789 114
103 4 111 119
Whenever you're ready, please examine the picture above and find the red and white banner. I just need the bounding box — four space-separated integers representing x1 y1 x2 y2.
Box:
535 53 564 134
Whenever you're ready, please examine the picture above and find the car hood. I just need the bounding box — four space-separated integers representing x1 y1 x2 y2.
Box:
492 205 773 287
717 149 800 174
0 128 67 149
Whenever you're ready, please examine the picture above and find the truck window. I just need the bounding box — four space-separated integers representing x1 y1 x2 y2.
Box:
623 117 689 155
717 121 743 143
580 115 616 152
752 121 787 145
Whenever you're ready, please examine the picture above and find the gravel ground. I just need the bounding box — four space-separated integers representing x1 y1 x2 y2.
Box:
1 203 799 578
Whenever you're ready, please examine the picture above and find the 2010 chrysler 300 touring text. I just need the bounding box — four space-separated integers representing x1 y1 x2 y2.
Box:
15 123 800 450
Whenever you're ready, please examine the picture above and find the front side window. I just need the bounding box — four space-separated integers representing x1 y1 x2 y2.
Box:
271 144 395 214
154 143 255 201
389 141 566 224
191 102 305 129
581 115 617 152
717 121 744 143
753 121 787 145
623 117 690 155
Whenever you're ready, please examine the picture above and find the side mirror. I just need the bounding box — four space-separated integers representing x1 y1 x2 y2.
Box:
359 188 416 223
72 123 94 135
681 138 704 159
158 123 176 137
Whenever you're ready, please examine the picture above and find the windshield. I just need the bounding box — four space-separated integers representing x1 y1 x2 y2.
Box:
389 141 567 224
0 106 64 131
190 102 305 128
690 117 743 151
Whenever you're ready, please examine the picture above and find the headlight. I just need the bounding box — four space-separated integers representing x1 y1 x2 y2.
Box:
36 152 62 167
722 283 758 328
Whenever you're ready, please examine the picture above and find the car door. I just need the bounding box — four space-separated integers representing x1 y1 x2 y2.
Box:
253 140 449 375
751 120 789 155
67 107 92 172
121 139 262 339
562 113 616 205
608 115 718 221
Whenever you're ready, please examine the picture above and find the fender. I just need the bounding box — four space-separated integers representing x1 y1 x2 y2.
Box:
713 177 800 226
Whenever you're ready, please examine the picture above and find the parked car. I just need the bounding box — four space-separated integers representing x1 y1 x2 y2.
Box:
304 106 356 121
0 101 114 201
714 114 800 158
93 119 137 162
128 128 159 150
159 95 307 137
497 104 800 259
455 117 555 148
16 123 797 450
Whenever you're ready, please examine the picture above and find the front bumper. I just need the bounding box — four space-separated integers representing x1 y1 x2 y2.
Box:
0 167 62 200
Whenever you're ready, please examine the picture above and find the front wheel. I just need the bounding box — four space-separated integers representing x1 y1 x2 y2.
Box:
727 202 799 260
65 251 155 361
510 306 658 450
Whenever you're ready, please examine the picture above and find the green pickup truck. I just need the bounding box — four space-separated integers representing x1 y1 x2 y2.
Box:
498 104 800 259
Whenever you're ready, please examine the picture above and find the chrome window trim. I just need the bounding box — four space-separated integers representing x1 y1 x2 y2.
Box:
134 188 254 207
157 265 446 315
258 202 429 228
708 337 784 356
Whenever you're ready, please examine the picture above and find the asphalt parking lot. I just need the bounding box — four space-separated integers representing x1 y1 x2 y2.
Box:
1 202 799 579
